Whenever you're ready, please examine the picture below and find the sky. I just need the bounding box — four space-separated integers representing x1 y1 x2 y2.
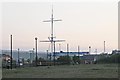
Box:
1 0 119 53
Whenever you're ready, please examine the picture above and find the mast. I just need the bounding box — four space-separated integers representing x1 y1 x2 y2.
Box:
40 6 65 65
49 6 54 61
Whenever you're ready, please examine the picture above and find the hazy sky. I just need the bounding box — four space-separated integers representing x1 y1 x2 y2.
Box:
1 0 118 53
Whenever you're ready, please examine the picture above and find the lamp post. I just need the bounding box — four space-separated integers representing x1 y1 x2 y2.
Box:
67 43 70 64
78 46 80 57
95 49 97 54
67 44 69 56
18 48 20 67
35 37 38 66
29 51 32 66
89 46 91 54
59 44 61 51
46 50 48 60
104 41 106 53
33 48 35 61
10 35 12 69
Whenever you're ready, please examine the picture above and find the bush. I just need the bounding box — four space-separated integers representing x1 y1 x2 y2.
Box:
57 56 72 65
97 54 120 64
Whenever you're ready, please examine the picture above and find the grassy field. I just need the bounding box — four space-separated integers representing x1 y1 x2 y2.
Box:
2 64 119 78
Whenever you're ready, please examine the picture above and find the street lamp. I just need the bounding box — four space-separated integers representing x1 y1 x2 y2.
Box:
10 35 12 69
35 37 38 66
18 48 20 67
89 46 91 54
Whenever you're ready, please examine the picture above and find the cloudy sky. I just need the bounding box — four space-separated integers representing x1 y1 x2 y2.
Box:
1 0 118 53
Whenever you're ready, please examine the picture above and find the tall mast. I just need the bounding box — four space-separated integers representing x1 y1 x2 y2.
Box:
40 6 65 65
51 6 54 40
51 6 54 59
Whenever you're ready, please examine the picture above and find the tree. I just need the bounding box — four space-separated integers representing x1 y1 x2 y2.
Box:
57 56 72 65
97 54 120 64
38 57 46 62
27 59 30 63
73 55 81 64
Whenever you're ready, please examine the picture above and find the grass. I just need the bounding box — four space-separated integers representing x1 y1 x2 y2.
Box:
2 64 119 78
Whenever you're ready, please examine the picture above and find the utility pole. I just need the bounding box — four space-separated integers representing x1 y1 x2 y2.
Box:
18 48 20 67
10 35 12 69
35 37 38 66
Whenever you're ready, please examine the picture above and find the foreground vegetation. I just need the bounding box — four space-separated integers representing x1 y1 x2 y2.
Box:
2 64 118 78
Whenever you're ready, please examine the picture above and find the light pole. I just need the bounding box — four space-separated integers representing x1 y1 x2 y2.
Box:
78 46 80 57
10 35 12 69
35 37 38 66
67 43 70 64
104 41 106 53
29 51 32 66
33 48 35 61
89 46 91 54
67 44 69 56
59 44 61 51
18 48 20 67
95 49 97 54
46 50 48 60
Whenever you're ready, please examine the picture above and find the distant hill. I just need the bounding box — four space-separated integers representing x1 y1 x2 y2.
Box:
2 50 47 60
